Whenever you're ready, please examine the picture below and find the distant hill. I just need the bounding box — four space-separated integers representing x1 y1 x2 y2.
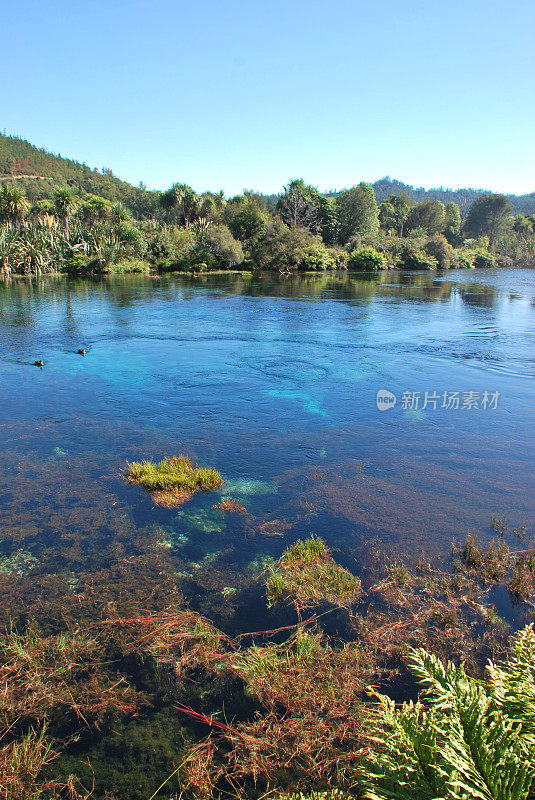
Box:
1 133 534 216
329 177 535 215
0 133 159 217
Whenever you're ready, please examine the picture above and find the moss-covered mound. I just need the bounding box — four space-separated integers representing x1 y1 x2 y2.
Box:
125 455 223 508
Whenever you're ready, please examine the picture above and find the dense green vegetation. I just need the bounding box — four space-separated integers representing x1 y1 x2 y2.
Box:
362 624 535 800
1 134 534 276
125 456 223 507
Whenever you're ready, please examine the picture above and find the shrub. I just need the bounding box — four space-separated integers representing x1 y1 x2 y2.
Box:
453 251 475 269
106 257 150 274
424 234 454 269
348 246 387 271
397 242 438 270
63 250 90 275
300 238 336 271
473 251 496 268
199 223 244 269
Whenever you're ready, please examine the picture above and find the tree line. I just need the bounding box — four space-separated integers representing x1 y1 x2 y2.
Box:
1 176 534 277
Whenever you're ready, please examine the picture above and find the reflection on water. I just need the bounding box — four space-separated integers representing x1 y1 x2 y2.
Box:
0 269 534 628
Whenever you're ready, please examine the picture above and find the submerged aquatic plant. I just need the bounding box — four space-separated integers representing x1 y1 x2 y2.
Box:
453 532 510 584
266 536 362 611
0 626 140 727
220 478 278 497
0 726 87 800
174 507 225 535
212 497 248 514
453 531 535 602
0 548 38 576
125 455 222 507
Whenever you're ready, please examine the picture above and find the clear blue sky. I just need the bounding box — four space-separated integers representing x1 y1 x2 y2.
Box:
2 0 534 195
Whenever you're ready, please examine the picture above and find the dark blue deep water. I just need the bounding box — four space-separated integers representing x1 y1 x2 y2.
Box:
0 269 534 618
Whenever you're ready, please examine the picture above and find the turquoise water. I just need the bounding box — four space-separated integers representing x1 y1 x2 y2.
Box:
0 269 534 622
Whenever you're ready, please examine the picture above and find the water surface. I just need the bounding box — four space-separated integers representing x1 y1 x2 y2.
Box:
0 269 534 623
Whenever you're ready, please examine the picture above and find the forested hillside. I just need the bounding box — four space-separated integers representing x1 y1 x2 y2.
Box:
340 177 535 215
0 133 159 217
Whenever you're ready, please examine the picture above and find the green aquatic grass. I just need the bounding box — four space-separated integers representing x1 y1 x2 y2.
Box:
125 455 223 493
267 536 362 609
281 535 328 566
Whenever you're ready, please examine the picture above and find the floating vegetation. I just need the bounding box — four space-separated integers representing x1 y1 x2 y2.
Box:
266 536 362 610
0 547 38 576
125 455 223 508
453 532 510 584
491 513 507 535
0 626 141 727
183 627 372 796
507 549 535 601
212 497 248 514
0 726 85 800
451 531 535 602
232 628 370 717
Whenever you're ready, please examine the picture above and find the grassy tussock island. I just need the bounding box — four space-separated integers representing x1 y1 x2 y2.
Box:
125 455 223 507
267 535 362 610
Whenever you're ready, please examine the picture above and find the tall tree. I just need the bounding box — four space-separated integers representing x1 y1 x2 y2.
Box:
53 187 77 237
159 183 201 226
277 179 320 231
405 199 446 235
335 183 379 243
379 194 410 236
0 184 30 224
464 193 512 246
224 196 269 244
445 201 461 232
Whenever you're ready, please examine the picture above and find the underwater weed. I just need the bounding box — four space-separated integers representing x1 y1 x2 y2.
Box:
212 497 248 514
491 514 507 536
508 549 535 601
125 456 222 507
453 533 510 584
0 726 87 800
0 625 141 727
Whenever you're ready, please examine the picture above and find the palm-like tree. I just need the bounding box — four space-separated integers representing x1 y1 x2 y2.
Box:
0 184 30 225
111 202 131 224
158 183 201 226
53 187 78 238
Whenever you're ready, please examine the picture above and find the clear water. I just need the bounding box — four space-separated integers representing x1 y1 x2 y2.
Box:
0 269 534 623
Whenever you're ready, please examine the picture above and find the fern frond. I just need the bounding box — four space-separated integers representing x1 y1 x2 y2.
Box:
487 624 535 749
363 626 535 800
